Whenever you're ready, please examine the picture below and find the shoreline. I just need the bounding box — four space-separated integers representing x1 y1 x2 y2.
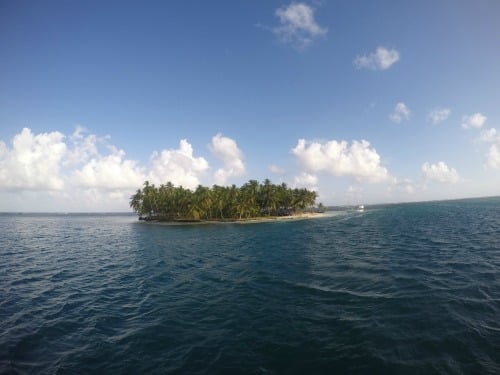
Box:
138 212 328 225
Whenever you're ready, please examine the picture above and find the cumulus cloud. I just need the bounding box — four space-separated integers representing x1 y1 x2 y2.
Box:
428 107 451 125
293 171 318 190
422 161 459 184
478 127 500 168
210 133 245 185
478 127 499 143
0 128 67 190
461 113 487 129
0 127 216 210
64 126 99 166
354 47 400 71
73 145 145 190
273 2 327 49
148 139 209 189
389 102 411 123
485 145 500 169
292 138 392 183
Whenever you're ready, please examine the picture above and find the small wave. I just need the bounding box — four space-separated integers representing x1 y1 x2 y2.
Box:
288 281 395 300
2 204 500 374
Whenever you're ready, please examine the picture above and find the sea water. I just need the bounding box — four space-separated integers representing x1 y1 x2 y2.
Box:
1 198 499 374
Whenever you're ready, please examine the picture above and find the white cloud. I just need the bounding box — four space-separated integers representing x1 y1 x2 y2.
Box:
210 133 245 185
73 145 145 190
293 172 318 190
354 47 400 71
273 2 327 49
485 145 500 169
345 185 363 200
478 127 499 143
269 164 285 175
397 179 417 194
478 127 500 168
0 128 67 190
64 126 99 166
389 102 411 123
428 107 451 125
0 127 214 211
422 161 459 184
148 139 209 189
292 138 392 183
461 112 487 129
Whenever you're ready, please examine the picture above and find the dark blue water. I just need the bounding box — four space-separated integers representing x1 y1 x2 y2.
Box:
1 198 500 374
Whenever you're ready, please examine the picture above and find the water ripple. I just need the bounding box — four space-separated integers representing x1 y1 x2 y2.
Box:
1 201 500 374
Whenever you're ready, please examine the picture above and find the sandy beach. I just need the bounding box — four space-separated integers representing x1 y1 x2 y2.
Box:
140 212 327 225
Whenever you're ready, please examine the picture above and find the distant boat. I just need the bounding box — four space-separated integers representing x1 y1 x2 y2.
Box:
356 205 364 212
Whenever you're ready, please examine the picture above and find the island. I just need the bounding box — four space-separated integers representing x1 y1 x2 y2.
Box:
130 179 323 222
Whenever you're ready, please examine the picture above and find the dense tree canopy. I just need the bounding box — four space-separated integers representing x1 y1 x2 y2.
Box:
130 179 318 221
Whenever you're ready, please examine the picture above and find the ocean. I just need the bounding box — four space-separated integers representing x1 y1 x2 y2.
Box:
1 197 499 374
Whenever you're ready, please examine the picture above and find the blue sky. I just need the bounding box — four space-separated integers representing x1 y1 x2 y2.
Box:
1 0 500 211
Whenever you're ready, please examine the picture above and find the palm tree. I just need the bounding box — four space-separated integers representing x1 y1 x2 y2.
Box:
212 185 227 219
227 184 240 219
174 186 193 218
193 185 212 219
141 181 159 217
129 189 143 215
241 180 259 218
275 182 292 215
130 179 317 221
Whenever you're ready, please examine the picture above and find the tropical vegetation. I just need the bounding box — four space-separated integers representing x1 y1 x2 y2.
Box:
130 179 319 221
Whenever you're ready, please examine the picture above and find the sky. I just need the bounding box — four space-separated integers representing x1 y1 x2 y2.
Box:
1 0 500 212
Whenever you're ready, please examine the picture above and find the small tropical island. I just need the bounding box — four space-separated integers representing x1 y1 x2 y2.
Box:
130 179 324 222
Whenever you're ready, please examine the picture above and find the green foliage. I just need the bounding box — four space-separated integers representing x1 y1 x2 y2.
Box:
129 179 318 221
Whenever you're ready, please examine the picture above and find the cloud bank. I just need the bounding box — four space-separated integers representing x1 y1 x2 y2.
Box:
354 47 400 71
73 146 145 190
0 128 240 210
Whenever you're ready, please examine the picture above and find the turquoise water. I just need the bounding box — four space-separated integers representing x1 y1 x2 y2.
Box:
1 198 500 374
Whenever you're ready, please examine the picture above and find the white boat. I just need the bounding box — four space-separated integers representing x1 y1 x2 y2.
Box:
356 205 364 212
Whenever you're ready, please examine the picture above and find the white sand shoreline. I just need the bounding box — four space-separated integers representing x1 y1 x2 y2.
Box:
139 212 328 226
